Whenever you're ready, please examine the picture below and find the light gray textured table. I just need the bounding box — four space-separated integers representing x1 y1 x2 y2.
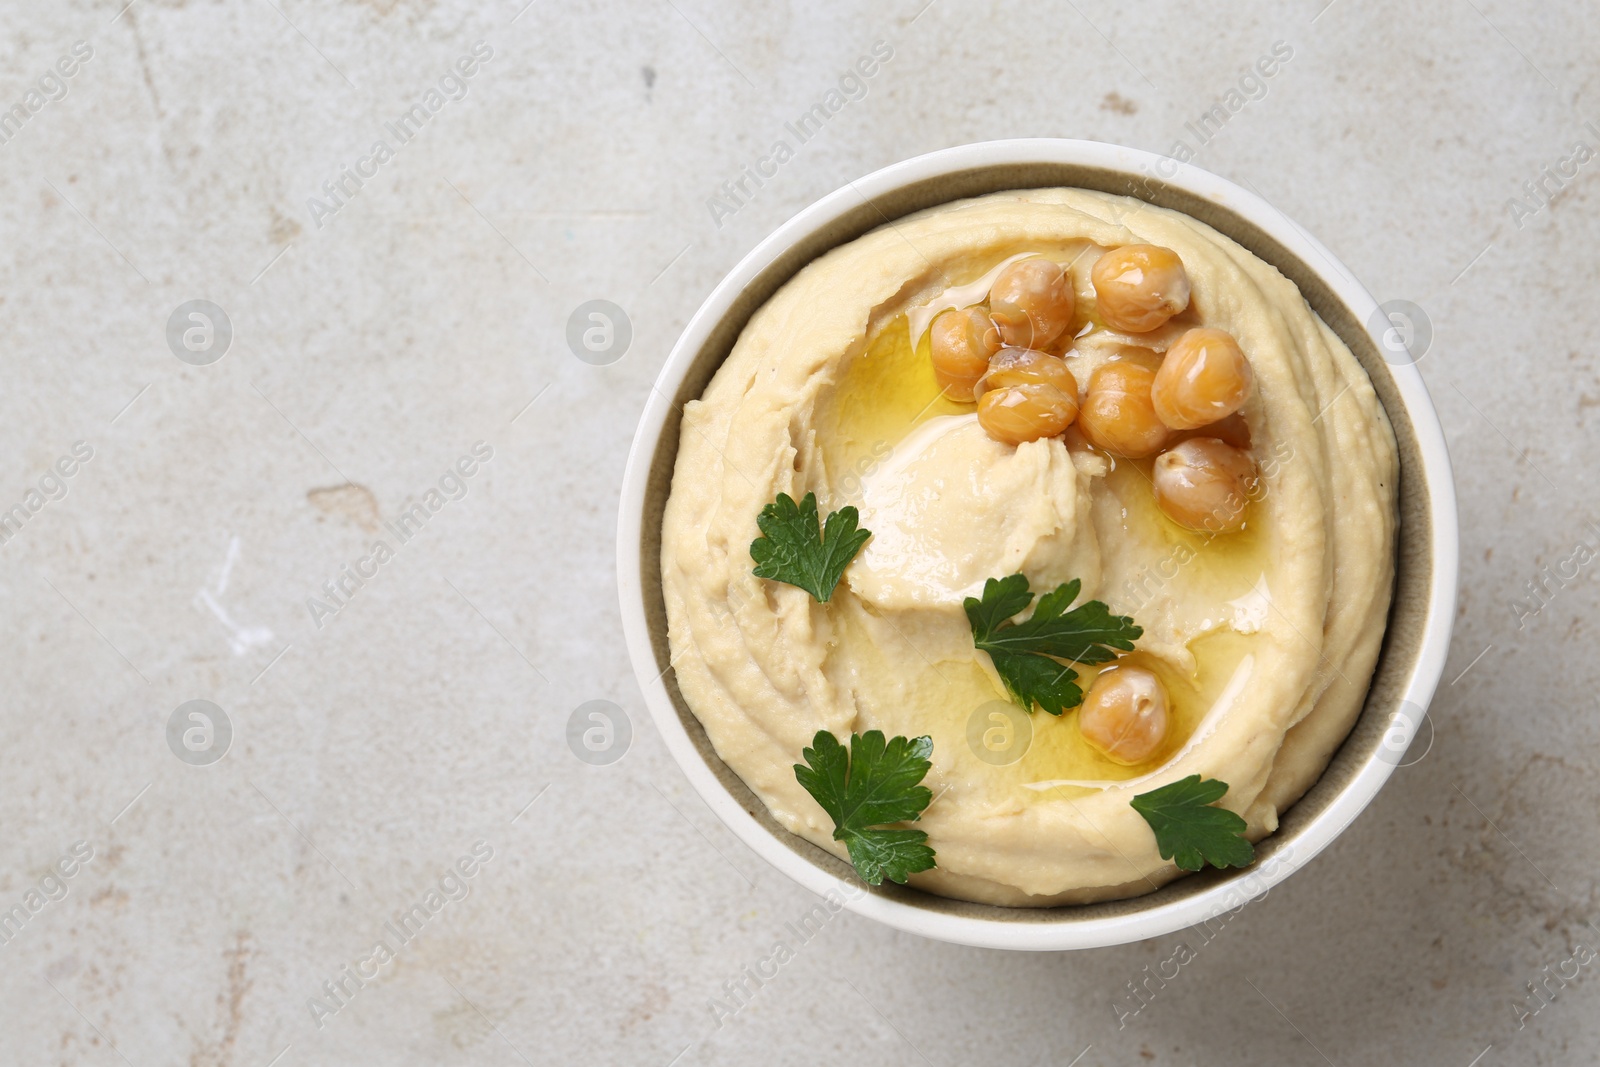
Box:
0 1 1594 1064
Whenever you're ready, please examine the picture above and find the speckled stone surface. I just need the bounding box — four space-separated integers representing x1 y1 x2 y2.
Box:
0 1 1595 1064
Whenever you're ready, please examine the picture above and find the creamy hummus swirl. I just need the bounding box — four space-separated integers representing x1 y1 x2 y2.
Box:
661 188 1397 905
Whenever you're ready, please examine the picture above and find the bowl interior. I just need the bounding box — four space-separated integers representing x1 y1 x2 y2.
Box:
634 158 1439 930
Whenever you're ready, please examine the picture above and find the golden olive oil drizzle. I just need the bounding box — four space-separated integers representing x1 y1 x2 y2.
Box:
818 265 1274 789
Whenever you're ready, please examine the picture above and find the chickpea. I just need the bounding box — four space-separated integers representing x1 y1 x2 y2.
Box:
1151 328 1254 430
988 258 1075 349
1077 353 1170 459
1078 665 1170 765
930 306 1001 401
1151 437 1258 533
975 348 1079 445
1091 244 1191 333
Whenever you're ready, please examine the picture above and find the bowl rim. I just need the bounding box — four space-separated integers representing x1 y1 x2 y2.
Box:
617 138 1459 950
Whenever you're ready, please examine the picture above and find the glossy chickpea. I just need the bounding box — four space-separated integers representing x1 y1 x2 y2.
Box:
988 258 1075 349
1151 437 1259 533
930 306 1001 401
1078 665 1170 765
1091 244 1191 333
1077 354 1170 459
1151 328 1254 430
975 348 1079 445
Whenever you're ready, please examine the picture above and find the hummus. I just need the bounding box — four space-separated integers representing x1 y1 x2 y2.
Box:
660 188 1397 906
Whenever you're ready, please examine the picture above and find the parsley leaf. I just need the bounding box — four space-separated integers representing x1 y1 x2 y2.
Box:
750 492 871 602
963 574 1142 715
793 730 937 886
1130 775 1255 872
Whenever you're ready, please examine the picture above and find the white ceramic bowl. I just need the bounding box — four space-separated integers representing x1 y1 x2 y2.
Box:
617 139 1458 950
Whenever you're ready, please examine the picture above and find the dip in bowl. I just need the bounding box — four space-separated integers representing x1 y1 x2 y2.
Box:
619 140 1456 949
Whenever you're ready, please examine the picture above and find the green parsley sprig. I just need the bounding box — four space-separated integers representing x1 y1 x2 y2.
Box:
793 730 937 886
1130 775 1255 872
964 574 1142 715
750 492 872 603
